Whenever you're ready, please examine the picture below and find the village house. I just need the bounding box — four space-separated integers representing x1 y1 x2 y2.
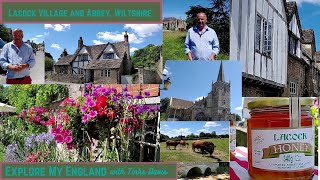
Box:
230 0 320 97
282 1 308 97
54 32 132 84
230 0 288 96
163 17 187 31
166 62 234 121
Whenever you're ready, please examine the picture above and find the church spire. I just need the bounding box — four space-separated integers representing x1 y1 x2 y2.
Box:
217 61 224 82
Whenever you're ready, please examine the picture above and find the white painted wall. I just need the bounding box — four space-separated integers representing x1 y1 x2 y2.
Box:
230 0 288 85
72 47 92 75
98 44 119 60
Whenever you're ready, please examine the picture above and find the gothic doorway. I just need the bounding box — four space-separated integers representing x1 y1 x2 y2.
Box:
195 112 207 121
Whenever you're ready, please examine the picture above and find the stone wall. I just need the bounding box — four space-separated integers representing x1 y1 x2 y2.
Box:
282 55 306 97
51 73 84 83
93 69 119 84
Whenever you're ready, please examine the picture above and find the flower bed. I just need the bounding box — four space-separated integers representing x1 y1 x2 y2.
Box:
3 85 159 162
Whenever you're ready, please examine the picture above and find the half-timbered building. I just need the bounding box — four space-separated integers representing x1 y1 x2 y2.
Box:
230 0 288 96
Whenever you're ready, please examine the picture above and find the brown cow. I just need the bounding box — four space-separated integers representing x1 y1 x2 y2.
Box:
166 140 180 150
192 140 216 156
180 140 189 149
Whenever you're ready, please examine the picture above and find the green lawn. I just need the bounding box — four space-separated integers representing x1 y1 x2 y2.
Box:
160 138 229 162
163 31 229 60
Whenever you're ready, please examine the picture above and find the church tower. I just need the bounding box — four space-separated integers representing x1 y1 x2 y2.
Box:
209 61 230 120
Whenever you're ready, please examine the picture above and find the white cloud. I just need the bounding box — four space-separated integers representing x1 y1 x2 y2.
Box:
235 106 242 111
130 47 139 54
124 24 162 38
35 35 43 38
44 24 71 31
44 32 49 36
196 129 211 133
96 31 143 44
195 96 205 101
163 124 168 127
51 43 62 50
288 0 320 5
163 128 192 137
204 122 221 128
92 40 105 45
31 38 40 43
221 128 229 131
163 66 171 76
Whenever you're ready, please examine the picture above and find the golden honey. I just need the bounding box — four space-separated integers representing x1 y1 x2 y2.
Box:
247 98 314 180
230 120 236 161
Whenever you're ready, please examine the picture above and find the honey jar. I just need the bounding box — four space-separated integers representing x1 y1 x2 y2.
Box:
230 120 236 161
247 98 314 180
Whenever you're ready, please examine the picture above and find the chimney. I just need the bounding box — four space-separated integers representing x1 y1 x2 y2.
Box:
62 48 68 57
124 31 129 43
78 37 83 49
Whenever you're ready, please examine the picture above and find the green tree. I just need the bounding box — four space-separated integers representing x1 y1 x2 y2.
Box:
211 131 217 138
199 132 206 138
185 0 230 54
0 85 8 103
5 85 69 112
160 97 170 113
131 44 161 68
160 97 170 121
0 24 12 42
45 52 54 59
45 56 54 71
235 114 241 121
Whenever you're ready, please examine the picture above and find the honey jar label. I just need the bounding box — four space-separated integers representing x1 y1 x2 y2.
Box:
251 128 314 171
230 126 236 151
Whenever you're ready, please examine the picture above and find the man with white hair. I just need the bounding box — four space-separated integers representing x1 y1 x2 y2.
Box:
0 28 35 84
185 12 220 60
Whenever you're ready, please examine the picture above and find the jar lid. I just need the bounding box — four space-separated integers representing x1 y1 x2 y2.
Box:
247 98 314 110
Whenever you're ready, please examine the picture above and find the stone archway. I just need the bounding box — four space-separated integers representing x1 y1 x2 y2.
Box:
204 167 212 175
187 167 202 177
195 112 207 121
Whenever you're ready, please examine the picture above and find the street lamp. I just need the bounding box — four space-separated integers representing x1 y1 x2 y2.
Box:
162 77 171 90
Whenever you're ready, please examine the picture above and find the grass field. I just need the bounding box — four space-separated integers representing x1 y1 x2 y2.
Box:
160 138 229 162
163 31 229 60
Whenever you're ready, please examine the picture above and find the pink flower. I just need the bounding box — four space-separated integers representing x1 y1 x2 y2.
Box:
81 105 87 113
86 84 92 90
82 114 89 123
88 101 96 108
61 129 71 136
67 143 73 150
51 127 61 135
65 136 73 143
55 134 64 143
89 110 97 118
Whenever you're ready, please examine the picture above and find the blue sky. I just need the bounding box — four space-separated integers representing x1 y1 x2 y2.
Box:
161 60 242 116
43 24 162 61
160 121 229 138
163 0 212 20
292 0 320 51
5 24 45 45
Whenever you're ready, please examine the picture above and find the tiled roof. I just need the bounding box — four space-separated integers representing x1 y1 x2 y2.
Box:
54 55 74 65
302 29 314 44
55 41 128 67
84 59 122 69
169 98 194 109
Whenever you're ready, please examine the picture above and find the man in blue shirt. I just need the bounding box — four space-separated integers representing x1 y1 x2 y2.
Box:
0 28 35 84
184 12 220 60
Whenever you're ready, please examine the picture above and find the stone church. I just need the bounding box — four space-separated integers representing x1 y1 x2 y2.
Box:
166 62 234 121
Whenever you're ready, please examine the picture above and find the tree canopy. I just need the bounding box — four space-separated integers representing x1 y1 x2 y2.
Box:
0 24 12 42
2 85 69 112
185 0 230 54
131 44 161 68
